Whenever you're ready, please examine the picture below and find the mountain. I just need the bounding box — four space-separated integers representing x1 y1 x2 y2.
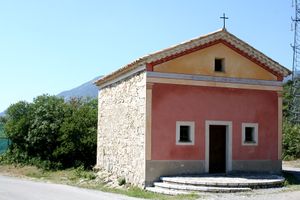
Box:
57 76 102 100
0 76 102 117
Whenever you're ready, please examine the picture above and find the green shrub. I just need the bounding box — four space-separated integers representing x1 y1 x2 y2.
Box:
74 165 96 180
118 177 126 186
53 98 97 169
282 120 300 160
1 95 97 170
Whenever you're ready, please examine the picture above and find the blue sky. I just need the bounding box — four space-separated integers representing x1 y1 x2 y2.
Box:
0 0 294 112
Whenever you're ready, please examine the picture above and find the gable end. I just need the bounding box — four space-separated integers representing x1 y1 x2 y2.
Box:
146 39 284 81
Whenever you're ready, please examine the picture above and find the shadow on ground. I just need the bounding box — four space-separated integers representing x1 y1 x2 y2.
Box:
282 169 300 185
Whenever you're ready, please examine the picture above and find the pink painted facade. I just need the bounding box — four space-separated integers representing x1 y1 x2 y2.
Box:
151 83 278 161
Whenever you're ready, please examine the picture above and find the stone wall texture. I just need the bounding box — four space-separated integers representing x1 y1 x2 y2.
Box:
96 72 146 186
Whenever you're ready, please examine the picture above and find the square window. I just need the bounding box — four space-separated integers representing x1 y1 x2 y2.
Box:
242 123 258 146
179 126 191 142
214 58 225 72
176 121 195 145
245 127 254 142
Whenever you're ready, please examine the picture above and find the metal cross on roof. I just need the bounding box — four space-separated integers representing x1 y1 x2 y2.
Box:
220 13 229 29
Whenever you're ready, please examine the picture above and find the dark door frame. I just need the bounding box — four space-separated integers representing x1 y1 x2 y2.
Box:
209 125 226 173
205 121 232 173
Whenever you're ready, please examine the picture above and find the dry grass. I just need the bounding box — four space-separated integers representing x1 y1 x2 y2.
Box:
0 165 40 177
0 164 199 200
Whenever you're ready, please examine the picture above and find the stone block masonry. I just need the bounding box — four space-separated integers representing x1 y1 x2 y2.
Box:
96 72 146 186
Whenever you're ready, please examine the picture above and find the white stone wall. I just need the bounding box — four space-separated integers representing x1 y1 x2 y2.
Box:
96 72 146 186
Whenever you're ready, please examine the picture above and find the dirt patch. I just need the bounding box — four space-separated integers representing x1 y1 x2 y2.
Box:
283 160 300 168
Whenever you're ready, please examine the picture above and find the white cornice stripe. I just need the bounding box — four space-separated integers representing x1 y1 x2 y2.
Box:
146 72 282 87
97 65 146 89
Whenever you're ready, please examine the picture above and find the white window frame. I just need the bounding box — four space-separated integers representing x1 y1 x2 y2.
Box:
176 121 195 145
242 123 258 146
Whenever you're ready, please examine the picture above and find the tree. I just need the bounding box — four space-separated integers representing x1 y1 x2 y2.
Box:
282 120 300 160
54 98 97 168
282 81 300 160
2 95 98 169
1 95 97 169
27 95 66 161
4 101 32 153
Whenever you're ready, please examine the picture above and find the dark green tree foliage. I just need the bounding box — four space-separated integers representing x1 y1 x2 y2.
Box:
28 95 66 161
283 120 300 160
282 80 300 159
0 116 7 137
4 101 31 154
55 98 97 168
2 95 97 169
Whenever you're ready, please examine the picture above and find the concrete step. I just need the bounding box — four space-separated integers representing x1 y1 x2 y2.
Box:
145 186 189 196
160 175 285 188
146 175 285 195
154 182 252 193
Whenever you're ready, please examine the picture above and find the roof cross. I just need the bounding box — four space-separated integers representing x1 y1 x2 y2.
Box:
220 13 229 29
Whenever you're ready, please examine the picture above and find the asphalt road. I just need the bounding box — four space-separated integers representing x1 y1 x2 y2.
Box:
0 175 142 200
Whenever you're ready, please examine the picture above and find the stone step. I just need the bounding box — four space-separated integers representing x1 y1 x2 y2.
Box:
145 186 189 196
160 175 285 188
146 175 285 196
154 182 252 193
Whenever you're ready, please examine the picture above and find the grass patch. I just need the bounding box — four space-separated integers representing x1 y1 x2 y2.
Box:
26 170 50 179
0 164 199 200
97 186 199 200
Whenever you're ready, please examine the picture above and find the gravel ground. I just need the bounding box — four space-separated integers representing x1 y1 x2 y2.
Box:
199 188 300 200
198 164 300 200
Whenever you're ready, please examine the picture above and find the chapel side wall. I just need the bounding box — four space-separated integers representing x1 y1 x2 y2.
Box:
96 72 146 186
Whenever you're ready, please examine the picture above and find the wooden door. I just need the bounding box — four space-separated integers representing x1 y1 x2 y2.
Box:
209 125 226 173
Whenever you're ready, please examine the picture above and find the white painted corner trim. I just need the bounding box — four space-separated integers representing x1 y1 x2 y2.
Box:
205 120 232 173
